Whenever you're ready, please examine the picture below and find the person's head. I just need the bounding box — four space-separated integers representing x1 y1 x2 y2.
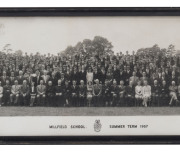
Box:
35 70 40 76
80 80 84 85
6 80 10 85
144 80 148 86
154 80 158 85
95 79 99 84
19 70 23 76
48 81 52 86
120 80 124 85
3 71 6 76
58 79 61 85
23 80 27 85
162 80 166 86
40 80 44 85
172 81 175 86
14 80 18 85
11 71 14 77
72 80 76 85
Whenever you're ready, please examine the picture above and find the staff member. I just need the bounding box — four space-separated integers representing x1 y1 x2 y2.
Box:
142 80 151 107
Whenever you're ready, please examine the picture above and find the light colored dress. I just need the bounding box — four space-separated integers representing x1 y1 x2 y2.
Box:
135 85 143 99
0 86 3 98
142 85 151 98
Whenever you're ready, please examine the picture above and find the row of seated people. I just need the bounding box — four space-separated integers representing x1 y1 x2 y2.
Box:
0 77 179 107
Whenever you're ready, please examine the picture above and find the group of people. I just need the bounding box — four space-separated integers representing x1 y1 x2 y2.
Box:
0 50 180 107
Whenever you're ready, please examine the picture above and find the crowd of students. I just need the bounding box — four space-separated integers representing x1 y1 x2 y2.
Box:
0 50 180 107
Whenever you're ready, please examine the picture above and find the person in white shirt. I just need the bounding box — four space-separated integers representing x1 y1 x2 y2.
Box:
142 80 151 107
0 81 3 106
135 81 143 106
86 68 93 83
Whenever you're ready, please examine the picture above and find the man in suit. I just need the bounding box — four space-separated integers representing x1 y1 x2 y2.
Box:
129 71 139 87
20 80 30 106
29 82 36 107
32 70 41 87
79 80 87 107
17 70 25 85
70 80 79 107
50 72 58 86
119 80 126 106
151 80 160 107
63 80 71 106
46 81 54 107
125 81 135 107
93 79 102 107
102 80 111 106
9 71 16 86
3 80 11 106
10 80 21 106
36 80 46 106
110 79 119 107
1 71 9 86
54 79 64 107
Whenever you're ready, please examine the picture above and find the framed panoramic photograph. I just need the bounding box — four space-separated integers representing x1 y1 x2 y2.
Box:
0 7 180 144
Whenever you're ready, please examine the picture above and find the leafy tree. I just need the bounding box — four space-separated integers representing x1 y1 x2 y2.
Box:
62 36 113 56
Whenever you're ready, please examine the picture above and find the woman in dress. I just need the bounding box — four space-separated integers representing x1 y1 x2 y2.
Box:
0 81 3 106
135 80 143 106
86 67 93 84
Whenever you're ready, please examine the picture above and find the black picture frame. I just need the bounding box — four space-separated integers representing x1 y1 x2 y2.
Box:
0 7 180 145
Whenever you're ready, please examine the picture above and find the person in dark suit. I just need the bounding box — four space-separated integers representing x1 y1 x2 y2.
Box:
31 70 41 87
93 79 102 107
125 81 135 107
20 80 30 106
70 80 79 107
54 79 64 107
29 82 36 107
49 72 58 86
63 80 71 106
46 81 55 107
36 80 46 106
102 80 111 106
110 80 119 107
1 71 9 86
119 80 126 106
17 70 25 85
113 65 120 84
9 71 16 86
10 80 21 106
3 80 11 106
160 80 169 106
151 80 160 107
79 80 87 107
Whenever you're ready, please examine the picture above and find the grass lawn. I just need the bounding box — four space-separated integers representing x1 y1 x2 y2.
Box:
0 106 179 116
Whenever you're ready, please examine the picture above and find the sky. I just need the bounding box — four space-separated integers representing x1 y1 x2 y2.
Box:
0 16 180 55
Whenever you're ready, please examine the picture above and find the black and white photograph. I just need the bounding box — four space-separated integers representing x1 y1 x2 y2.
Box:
1 12 180 136
0 16 180 116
